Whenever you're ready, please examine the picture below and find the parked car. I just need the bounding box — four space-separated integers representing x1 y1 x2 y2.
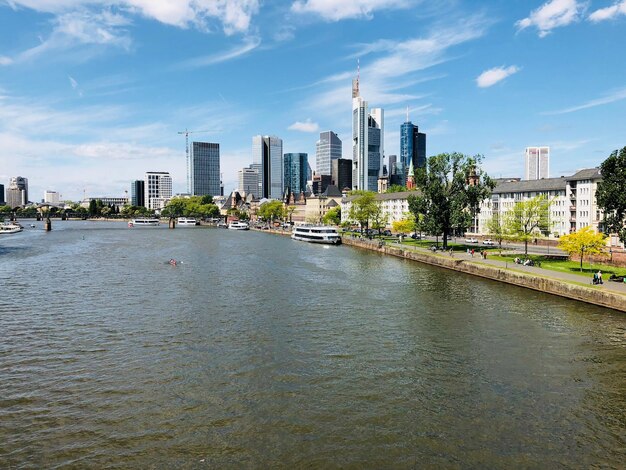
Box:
382 229 392 236
465 237 478 243
482 239 495 245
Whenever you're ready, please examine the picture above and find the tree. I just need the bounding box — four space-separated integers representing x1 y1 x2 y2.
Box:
258 200 284 223
348 191 377 234
322 206 341 225
386 184 408 193
200 195 214 205
408 153 494 249
88 199 98 216
558 226 607 271
392 218 415 236
370 202 388 237
504 195 551 256
596 146 626 244
486 213 508 255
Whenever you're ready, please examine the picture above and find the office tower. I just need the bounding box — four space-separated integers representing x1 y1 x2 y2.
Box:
331 158 352 191
190 142 221 196
352 71 383 191
284 153 308 195
252 135 283 199
400 118 426 172
6 176 28 208
388 155 397 176
312 173 332 195
44 191 60 204
144 171 172 210
0 184 4 205
307 163 312 181
525 147 550 180
238 167 259 198
131 180 145 207
315 131 342 176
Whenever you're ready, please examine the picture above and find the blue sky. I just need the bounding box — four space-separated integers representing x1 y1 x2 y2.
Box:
1 0 625 201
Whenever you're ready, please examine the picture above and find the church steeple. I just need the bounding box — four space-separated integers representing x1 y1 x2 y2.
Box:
406 159 415 190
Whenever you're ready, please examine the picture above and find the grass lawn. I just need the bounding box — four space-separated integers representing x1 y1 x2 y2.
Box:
488 253 626 278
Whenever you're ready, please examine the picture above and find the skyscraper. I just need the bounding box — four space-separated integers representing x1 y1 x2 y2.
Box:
0 184 5 206
238 167 259 198
145 171 172 210
352 70 383 191
131 180 145 207
331 158 352 192
6 176 28 208
400 118 426 172
44 191 60 204
191 142 221 196
315 131 342 176
525 147 550 180
252 135 283 199
284 153 308 195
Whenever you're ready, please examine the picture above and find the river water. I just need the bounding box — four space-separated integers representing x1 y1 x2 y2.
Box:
1 221 624 468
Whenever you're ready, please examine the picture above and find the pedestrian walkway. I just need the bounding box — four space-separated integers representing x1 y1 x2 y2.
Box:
388 241 626 297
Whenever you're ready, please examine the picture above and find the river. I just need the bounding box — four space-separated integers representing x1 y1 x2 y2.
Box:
1 221 624 468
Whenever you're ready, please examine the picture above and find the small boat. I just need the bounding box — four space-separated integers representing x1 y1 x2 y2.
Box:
128 218 160 227
291 226 342 245
228 221 249 230
177 217 199 226
0 223 23 234
30 224 36 228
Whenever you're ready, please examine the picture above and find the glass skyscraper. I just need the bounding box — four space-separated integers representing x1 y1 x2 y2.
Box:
284 153 308 195
252 135 283 199
400 121 426 172
315 131 342 176
191 142 221 196
131 180 145 207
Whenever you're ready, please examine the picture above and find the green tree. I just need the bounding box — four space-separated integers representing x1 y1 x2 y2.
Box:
386 184 408 193
258 200 284 223
596 146 626 244
486 213 508 254
370 202 388 237
504 195 551 256
348 191 377 234
322 206 341 225
200 195 214 205
392 218 415 236
558 226 607 271
408 153 494 249
88 199 98 216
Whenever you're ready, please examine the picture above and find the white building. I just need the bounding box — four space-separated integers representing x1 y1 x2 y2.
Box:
341 191 414 228
145 171 172 210
44 190 60 204
524 146 550 180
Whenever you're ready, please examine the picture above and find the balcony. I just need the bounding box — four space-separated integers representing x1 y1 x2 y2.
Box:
569 205 576 211
569 193 577 200
569 217 577 223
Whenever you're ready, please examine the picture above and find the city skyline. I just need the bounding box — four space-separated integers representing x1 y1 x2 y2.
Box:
1 0 625 200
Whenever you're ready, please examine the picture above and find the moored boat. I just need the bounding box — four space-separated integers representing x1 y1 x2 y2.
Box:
291 226 341 244
128 218 160 227
228 221 249 230
0 223 23 234
177 217 199 226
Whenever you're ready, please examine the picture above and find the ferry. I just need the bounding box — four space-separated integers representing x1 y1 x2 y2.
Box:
128 218 160 227
0 222 23 234
228 221 249 230
177 217 199 226
291 226 342 245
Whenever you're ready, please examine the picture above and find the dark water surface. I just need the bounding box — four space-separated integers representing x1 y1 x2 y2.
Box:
1 221 624 468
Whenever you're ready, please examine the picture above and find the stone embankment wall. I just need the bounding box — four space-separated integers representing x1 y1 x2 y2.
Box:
342 237 626 313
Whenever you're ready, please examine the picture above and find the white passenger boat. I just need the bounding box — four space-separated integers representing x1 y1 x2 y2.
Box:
291 226 342 245
177 217 198 226
228 221 249 230
0 223 23 234
128 218 160 227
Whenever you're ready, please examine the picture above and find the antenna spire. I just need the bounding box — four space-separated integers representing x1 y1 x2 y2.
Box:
406 105 409 123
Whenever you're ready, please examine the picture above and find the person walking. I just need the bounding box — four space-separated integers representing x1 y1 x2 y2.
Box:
597 270 603 284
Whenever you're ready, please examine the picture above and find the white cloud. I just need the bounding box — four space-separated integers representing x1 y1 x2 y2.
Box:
288 119 320 133
589 1 626 22
476 65 520 88
178 37 261 68
542 87 626 114
68 75 78 89
291 0 413 21
0 56 14 66
516 0 585 37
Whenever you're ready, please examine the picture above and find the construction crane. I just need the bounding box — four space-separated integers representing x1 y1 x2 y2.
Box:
177 129 217 194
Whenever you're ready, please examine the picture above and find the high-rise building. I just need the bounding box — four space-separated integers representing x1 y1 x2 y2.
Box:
0 184 5 205
315 131 342 176
352 71 383 191
191 142 221 196
284 153 308 195
145 171 172 210
331 158 352 192
131 180 145 207
525 146 550 180
44 191 60 204
238 166 259 198
400 119 426 172
252 135 283 199
6 176 28 208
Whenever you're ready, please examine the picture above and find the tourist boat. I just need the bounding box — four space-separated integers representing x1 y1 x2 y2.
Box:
177 217 199 226
128 218 160 227
228 221 249 230
291 226 342 245
0 223 23 234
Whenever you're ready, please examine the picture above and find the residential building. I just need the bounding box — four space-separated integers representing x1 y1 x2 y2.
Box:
400 119 426 172
304 185 343 224
44 190 60 204
6 176 28 208
566 168 603 233
284 153 308 196
145 171 172 210
252 135 283 199
238 166 260 198
352 71 384 191
191 141 221 196
315 131 342 176
524 146 550 180
331 158 352 192
341 191 415 228
131 180 145 207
